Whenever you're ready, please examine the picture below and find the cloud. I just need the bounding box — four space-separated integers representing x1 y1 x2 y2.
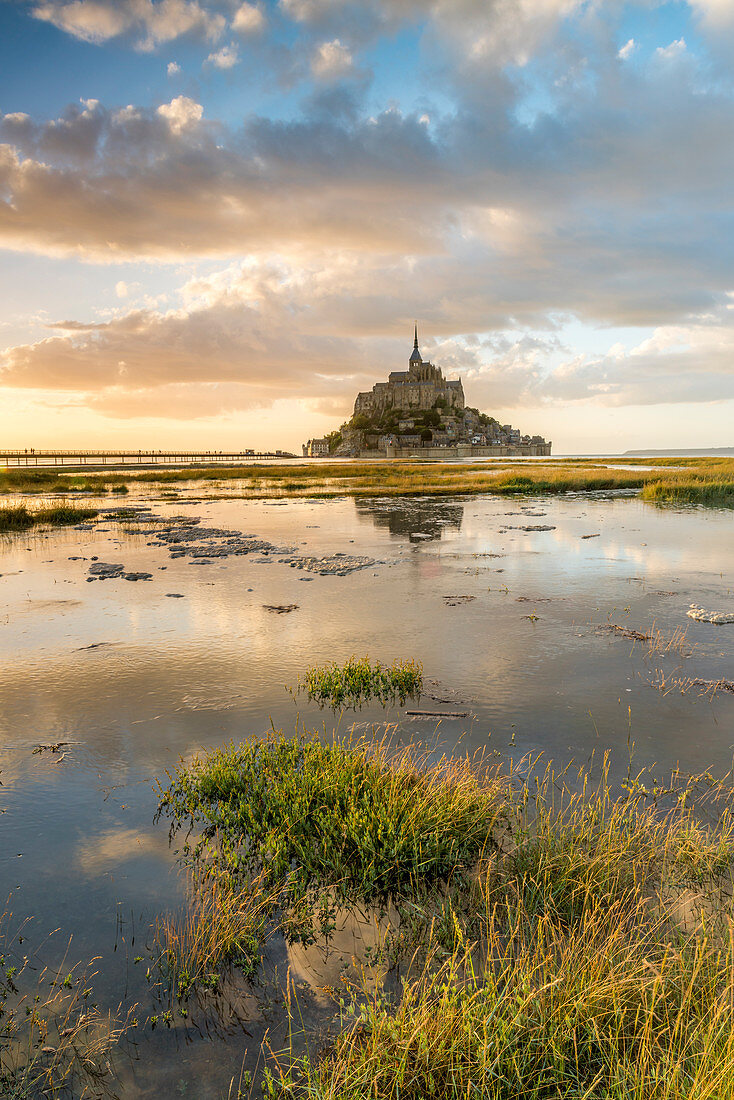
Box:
656 38 687 60
31 0 226 49
280 0 342 22
618 38 635 60
3 251 734 425
167 59 181 74
4 0 734 432
311 38 354 79
206 41 239 68
688 0 734 27
155 94 204 132
232 2 265 33
115 280 129 297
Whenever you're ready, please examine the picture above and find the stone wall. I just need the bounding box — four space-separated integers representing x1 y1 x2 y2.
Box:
362 442 552 458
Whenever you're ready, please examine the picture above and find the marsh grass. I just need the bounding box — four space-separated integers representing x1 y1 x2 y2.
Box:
152 869 279 1007
157 734 506 945
604 621 691 658
0 502 98 532
0 470 127 495
301 657 423 707
265 896 734 1100
4 457 734 505
256 755 734 1099
0 910 135 1098
155 731 734 1097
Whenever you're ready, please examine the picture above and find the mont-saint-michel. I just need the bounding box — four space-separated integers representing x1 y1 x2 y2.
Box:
304 328 551 458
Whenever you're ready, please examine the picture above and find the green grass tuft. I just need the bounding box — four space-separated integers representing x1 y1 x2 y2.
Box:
157 734 504 937
301 656 423 707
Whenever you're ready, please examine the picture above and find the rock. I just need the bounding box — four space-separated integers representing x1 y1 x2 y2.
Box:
122 572 152 581
687 605 734 624
88 562 124 579
502 525 556 532
279 553 377 576
165 593 185 598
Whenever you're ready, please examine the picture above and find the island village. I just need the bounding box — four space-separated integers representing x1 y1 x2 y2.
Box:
304 327 551 458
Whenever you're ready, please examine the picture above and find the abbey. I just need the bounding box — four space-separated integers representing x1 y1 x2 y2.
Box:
354 327 464 416
303 326 551 458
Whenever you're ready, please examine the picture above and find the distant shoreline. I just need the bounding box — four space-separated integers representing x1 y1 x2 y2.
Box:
622 447 734 457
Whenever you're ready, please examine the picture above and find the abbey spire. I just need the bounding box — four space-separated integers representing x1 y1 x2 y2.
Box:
409 322 422 366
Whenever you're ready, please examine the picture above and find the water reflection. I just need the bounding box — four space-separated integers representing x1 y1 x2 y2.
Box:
355 496 463 541
0 489 732 1095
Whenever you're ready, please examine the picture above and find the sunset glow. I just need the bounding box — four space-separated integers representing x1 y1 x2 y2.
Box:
2 0 734 451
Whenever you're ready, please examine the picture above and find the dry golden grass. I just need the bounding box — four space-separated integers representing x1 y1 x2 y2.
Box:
3 456 733 504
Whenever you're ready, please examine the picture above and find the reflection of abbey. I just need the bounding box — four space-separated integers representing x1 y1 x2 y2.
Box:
354 327 465 416
303 327 551 458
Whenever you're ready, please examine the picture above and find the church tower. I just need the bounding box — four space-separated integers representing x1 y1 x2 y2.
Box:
409 322 423 379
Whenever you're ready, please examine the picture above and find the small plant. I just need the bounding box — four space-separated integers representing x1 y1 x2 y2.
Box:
300 656 423 707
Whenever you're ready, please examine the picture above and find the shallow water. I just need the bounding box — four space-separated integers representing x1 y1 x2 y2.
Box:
0 489 732 1094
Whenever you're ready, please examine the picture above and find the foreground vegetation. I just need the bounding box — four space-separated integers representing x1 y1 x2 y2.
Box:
301 656 423 707
154 729 734 1098
3 456 732 506
0 502 98 532
157 734 501 944
0 911 133 1098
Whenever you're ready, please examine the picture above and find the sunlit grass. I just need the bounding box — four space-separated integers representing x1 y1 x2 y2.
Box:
156 727 734 1096
301 657 423 707
157 733 506 943
2 457 733 505
265 895 734 1100
0 502 98 532
153 870 278 1006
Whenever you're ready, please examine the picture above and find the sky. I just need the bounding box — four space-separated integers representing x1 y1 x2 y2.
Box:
1 0 734 453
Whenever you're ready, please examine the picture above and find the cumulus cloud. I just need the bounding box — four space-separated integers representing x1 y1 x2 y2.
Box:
3 252 734 423
5 0 734 430
155 94 204 132
280 0 343 22
311 38 354 79
206 41 239 67
232 2 265 33
32 0 226 49
167 59 181 74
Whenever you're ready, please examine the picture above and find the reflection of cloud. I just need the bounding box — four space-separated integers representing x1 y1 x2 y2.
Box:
77 827 169 873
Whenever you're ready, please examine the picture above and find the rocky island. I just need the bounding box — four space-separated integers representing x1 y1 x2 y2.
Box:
304 327 551 458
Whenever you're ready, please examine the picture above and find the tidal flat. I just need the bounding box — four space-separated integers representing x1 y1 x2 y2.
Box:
0 481 733 1096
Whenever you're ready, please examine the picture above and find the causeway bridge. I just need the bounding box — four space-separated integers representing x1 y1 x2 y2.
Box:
0 449 296 468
